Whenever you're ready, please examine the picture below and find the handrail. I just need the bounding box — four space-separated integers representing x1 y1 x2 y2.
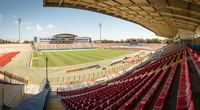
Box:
11 88 50 110
0 70 28 84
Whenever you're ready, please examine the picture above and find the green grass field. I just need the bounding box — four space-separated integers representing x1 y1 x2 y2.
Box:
32 49 134 67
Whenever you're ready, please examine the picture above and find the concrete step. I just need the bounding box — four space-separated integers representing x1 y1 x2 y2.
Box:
47 91 64 110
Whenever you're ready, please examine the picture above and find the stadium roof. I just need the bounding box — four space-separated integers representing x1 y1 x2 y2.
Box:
53 33 78 38
43 0 200 38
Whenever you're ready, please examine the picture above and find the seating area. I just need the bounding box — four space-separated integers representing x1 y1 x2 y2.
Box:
153 64 178 110
35 43 130 50
56 44 197 110
0 51 20 67
93 43 123 49
188 47 200 77
176 58 194 110
35 43 96 50
35 43 164 51
0 44 32 53
150 43 181 61
57 84 107 97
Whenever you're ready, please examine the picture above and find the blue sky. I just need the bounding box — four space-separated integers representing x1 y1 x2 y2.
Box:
0 0 164 41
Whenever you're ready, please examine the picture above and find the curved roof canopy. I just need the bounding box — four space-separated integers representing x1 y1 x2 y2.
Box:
43 0 200 38
53 33 78 38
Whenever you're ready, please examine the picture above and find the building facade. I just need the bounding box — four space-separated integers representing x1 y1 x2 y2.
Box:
35 33 91 44
39 38 51 43
50 33 78 44
74 37 91 43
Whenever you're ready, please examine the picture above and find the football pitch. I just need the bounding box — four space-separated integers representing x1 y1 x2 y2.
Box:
32 49 134 67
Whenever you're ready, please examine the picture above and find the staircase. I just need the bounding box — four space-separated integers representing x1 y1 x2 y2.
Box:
48 91 64 110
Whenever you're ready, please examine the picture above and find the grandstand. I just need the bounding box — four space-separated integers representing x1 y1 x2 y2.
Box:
34 43 164 51
0 44 32 53
57 45 192 110
0 52 20 67
0 0 200 110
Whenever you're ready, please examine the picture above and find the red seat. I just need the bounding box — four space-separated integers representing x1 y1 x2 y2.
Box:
135 102 145 110
159 91 167 98
119 96 136 110
188 100 195 110
176 56 194 110
153 98 164 110
178 88 190 97
176 95 192 110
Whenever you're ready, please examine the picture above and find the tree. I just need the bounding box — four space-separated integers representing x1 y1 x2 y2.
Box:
23 40 33 44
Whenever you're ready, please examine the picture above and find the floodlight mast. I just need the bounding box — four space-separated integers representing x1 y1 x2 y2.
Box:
99 23 102 43
46 57 48 84
99 23 102 49
45 57 50 89
18 18 21 43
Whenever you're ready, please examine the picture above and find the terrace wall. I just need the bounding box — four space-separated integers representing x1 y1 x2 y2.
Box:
0 44 32 54
0 84 24 110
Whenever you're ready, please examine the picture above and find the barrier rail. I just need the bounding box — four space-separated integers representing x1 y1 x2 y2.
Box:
0 71 28 84
49 61 141 91
66 64 100 73
11 88 50 110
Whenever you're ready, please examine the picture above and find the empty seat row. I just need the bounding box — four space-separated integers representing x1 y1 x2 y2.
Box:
58 55 169 97
176 58 194 110
119 69 164 110
187 47 200 77
57 83 107 97
153 64 178 110
58 45 186 110
60 61 165 110
62 76 146 110
134 67 172 110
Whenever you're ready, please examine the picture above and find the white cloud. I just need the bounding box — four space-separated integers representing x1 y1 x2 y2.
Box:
12 15 17 18
13 19 33 31
0 14 2 22
12 15 18 24
11 15 55 36
25 26 32 30
35 24 49 36
36 24 43 31
13 19 25 25
35 24 57 36
47 24 55 30
13 20 18 24
27 22 32 25
13 16 21 25
12 16 27 26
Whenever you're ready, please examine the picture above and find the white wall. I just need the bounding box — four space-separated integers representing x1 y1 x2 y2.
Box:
194 26 200 39
0 84 24 109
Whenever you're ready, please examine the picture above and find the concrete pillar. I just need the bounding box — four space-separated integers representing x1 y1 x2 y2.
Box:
178 29 195 39
194 26 200 45
173 32 180 42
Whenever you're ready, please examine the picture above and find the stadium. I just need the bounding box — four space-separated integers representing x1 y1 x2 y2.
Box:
0 0 200 110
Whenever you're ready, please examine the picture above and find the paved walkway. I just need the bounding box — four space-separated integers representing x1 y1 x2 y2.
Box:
47 91 65 110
